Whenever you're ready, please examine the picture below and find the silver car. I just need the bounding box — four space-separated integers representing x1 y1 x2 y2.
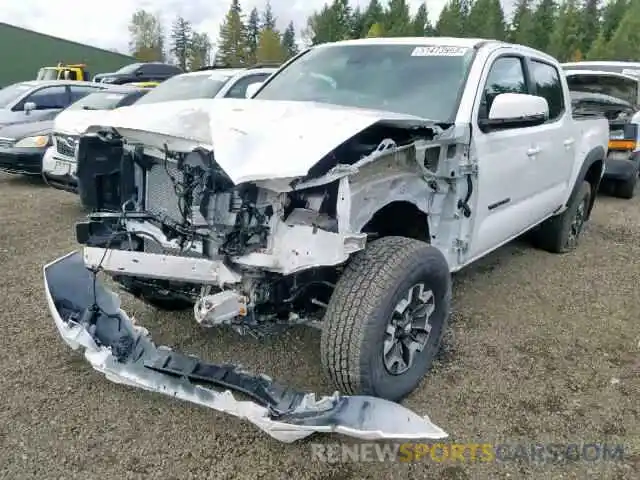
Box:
0 80 107 128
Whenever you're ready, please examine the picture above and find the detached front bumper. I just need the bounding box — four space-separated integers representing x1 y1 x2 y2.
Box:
44 251 448 443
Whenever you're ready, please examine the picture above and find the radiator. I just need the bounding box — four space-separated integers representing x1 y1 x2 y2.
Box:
144 162 207 225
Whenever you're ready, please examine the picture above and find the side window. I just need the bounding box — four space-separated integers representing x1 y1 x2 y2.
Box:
479 57 528 120
23 86 70 109
529 60 565 121
69 86 100 102
118 92 143 107
224 74 270 99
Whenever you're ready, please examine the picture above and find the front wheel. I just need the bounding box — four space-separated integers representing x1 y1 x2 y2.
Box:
320 236 452 402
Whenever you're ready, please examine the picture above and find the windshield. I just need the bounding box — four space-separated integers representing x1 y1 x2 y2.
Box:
566 74 638 107
66 91 130 111
134 73 230 105
254 44 474 121
0 83 31 108
37 68 60 81
115 63 142 74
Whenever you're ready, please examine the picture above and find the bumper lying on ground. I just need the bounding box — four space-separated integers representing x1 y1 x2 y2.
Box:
44 251 448 443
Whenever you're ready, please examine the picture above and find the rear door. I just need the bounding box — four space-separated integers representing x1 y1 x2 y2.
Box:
524 57 575 209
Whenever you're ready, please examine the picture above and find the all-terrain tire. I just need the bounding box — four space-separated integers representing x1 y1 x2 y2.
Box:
320 236 452 402
531 181 591 254
613 172 638 199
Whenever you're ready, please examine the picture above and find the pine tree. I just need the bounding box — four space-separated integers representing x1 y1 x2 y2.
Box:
170 16 193 71
188 32 212 70
548 0 583 61
246 7 260 64
529 0 558 52
436 0 467 37
367 22 384 37
466 0 506 40
215 0 248 67
362 0 385 36
262 1 276 30
579 0 602 55
281 21 299 59
384 0 413 36
606 0 640 61
412 3 432 36
256 28 285 63
601 0 629 41
509 0 535 45
586 31 611 59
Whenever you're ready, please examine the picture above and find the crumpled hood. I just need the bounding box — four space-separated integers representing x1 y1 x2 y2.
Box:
54 108 115 136
84 98 429 184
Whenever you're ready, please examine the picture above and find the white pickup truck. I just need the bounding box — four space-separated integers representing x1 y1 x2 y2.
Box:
562 62 640 198
43 38 609 444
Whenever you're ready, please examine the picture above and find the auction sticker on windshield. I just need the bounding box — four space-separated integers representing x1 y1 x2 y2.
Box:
411 46 469 57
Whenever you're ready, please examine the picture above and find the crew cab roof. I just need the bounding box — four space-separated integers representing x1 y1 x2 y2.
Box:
315 36 559 64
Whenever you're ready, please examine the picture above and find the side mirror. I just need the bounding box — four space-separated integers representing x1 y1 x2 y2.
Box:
482 93 549 130
24 102 36 113
245 82 263 99
135 69 143 77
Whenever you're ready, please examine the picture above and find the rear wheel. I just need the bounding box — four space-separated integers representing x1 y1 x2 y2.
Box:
320 236 451 402
531 180 591 254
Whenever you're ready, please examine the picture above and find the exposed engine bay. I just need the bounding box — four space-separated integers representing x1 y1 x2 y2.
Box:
74 116 468 334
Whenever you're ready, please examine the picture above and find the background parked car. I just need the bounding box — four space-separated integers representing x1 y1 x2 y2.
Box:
0 80 107 128
42 85 152 191
564 67 640 198
0 120 53 175
95 62 182 85
0 80 107 175
131 66 278 105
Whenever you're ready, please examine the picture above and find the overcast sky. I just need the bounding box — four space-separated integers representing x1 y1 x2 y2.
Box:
1 0 515 54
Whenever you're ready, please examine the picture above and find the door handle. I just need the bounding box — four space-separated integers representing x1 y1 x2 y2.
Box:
564 138 575 147
527 147 541 157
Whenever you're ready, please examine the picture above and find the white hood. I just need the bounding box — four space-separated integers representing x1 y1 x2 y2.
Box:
54 108 117 136
84 98 428 184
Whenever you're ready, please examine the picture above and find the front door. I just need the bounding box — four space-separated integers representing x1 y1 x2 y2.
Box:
466 55 543 260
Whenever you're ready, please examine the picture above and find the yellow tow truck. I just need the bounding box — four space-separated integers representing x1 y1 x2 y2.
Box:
36 63 91 81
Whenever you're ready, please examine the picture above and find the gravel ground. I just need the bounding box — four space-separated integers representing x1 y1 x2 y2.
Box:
0 172 638 480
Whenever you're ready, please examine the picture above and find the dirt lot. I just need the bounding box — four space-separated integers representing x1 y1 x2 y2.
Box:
0 172 638 480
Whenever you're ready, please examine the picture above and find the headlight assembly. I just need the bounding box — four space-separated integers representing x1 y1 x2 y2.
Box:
14 135 50 148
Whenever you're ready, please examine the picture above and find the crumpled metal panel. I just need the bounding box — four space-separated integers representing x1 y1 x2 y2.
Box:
83 98 439 184
43 251 449 443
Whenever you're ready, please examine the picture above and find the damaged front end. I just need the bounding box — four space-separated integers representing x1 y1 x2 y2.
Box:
44 251 447 442
44 99 471 442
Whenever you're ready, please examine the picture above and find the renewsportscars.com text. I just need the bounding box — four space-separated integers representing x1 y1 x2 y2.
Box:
311 442 625 464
